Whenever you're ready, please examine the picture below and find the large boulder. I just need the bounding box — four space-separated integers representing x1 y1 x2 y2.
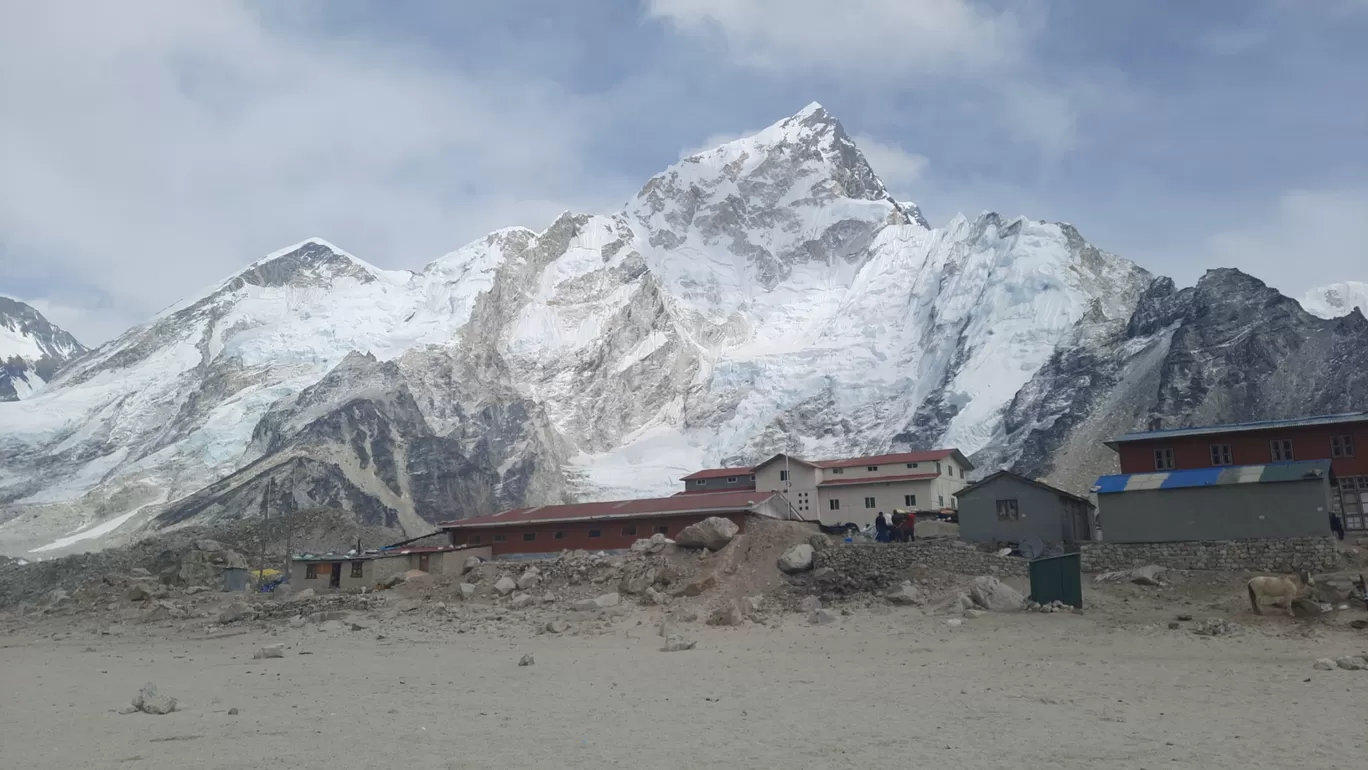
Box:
969 576 1025 611
516 568 542 591
129 683 177 715
674 517 739 550
777 544 815 574
493 576 518 596
707 603 744 626
462 555 484 574
217 601 252 624
571 592 622 612
886 584 925 606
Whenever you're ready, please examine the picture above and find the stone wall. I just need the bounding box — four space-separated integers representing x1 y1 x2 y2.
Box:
1080 537 1338 573
814 540 1028 578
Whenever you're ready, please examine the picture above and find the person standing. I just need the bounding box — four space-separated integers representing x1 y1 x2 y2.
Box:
875 511 889 543
1330 511 1345 540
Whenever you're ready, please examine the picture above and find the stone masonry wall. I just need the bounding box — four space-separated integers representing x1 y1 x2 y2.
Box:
1080 537 1338 574
815 540 1028 578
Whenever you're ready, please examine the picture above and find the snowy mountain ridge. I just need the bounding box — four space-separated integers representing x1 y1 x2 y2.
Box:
0 297 87 402
1300 281 1368 319
2 103 1364 556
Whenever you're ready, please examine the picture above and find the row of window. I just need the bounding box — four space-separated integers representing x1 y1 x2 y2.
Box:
820 462 955 477
1153 435 1355 470
826 494 949 510
469 525 671 545
690 474 757 486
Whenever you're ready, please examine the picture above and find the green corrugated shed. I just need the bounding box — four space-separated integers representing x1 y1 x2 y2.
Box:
1029 552 1082 608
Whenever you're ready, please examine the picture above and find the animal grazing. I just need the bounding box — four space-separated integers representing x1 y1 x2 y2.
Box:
1246 571 1315 617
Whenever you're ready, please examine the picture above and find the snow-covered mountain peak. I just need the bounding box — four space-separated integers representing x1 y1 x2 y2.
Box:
0 297 87 401
1300 280 1368 319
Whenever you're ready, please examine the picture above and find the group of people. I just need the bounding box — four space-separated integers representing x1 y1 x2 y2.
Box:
873 510 915 543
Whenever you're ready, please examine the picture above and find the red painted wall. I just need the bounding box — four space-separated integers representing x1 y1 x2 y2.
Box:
1116 421 1368 476
445 513 749 556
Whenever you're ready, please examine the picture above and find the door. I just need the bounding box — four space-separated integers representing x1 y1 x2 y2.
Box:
329 562 342 588
1335 476 1367 531
418 553 430 572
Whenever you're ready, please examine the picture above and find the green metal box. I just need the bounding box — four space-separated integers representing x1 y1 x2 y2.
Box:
1028 552 1082 608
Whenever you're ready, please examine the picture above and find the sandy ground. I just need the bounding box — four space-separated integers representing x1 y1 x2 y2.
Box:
3 600 1367 770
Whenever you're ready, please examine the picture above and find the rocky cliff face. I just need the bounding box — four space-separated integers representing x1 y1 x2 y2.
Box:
0 103 1360 555
0 297 87 401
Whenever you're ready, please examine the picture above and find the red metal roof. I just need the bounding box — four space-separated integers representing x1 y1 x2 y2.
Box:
814 450 958 469
818 472 941 487
439 490 776 528
672 487 754 495
680 466 754 481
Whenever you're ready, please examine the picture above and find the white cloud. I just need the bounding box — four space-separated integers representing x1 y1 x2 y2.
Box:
0 1 626 343
1204 189 1368 296
851 135 929 198
646 0 1094 154
646 0 1027 77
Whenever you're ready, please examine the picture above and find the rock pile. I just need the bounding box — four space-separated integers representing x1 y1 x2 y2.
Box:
1191 618 1241 636
121 683 177 715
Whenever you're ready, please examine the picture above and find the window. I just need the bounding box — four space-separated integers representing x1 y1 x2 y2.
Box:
936 462 942 473
831 467 844 475
829 499 840 511
493 534 507 543
418 553 431 572
1270 439 1293 462
867 465 879 472
554 531 566 540
904 494 916 506
779 470 789 481
996 499 1020 521
1210 444 1232 466
1154 448 1175 470
654 525 669 535
949 466 955 477
1331 435 1355 458
750 475 756 481
938 495 944 507
588 529 602 538
305 564 319 579
471 535 482 544
726 476 737 483
692 479 706 487
350 561 363 578
622 525 637 537
522 532 536 542
906 462 919 469
864 497 876 509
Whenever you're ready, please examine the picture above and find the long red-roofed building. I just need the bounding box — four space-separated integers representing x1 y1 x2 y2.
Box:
440 490 787 556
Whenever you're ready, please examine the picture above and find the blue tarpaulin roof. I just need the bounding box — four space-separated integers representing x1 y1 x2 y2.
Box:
1092 460 1331 495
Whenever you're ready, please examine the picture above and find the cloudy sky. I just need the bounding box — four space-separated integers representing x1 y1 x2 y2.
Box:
1 0 1365 344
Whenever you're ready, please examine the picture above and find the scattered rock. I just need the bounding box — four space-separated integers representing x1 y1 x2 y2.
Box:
1191 618 1241 637
253 643 285 660
886 584 925 606
458 583 477 600
397 599 421 613
674 517 739 550
808 533 832 551
129 567 152 578
1168 621 1181 630
516 567 542 591
1176 614 1193 622
349 620 372 631
969 576 1024 611
1335 656 1366 671
195 539 225 552
799 596 822 612
462 555 484 574
740 595 763 619
129 683 177 715
184 586 210 595
290 588 316 601
632 533 671 554
228 707 239 715
545 620 569 634
707 603 744 627
670 574 716 597
645 587 671 606
808 608 836 625
288 616 306 629
1130 565 1168 587
811 567 835 580
217 602 251 624
945 618 963 627
127 584 153 602
1313 658 1336 671
963 608 985 619
493 576 518 596
778 544 815 574
518 654 535 667
594 592 621 609
662 634 696 652
510 594 536 609
1351 619 1368 630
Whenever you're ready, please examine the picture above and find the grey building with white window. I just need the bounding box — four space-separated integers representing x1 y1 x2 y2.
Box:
955 471 1095 544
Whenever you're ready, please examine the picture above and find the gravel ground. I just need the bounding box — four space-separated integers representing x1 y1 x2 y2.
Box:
3 603 1366 770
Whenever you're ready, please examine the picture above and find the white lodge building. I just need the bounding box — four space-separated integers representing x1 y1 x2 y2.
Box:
750 450 972 527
